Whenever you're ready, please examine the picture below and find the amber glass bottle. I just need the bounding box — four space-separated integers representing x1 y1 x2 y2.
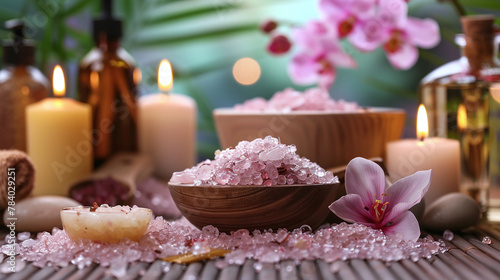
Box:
420 15 500 213
78 0 138 167
0 19 49 151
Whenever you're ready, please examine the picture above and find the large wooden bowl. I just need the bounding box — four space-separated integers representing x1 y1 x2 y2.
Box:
168 183 339 232
213 108 406 169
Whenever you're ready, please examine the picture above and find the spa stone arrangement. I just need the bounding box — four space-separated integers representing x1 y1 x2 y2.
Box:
0 0 500 279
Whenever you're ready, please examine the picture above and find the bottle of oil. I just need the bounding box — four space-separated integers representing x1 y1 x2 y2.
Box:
78 0 138 167
0 19 50 151
419 15 500 214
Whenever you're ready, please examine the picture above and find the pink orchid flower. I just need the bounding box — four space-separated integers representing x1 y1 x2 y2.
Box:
329 157 432 242
288 20 356 89
350 0 439 69
319 0 376 38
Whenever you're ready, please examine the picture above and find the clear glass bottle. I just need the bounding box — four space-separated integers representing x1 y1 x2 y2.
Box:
0 19 50 151
78 0 138 167
419 15 500 214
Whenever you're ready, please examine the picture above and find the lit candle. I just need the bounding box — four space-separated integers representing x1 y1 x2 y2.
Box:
26 65 93 196
138 59 197 181
385 105 460 205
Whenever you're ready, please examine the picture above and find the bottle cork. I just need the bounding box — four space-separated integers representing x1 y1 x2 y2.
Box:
460 15 495 74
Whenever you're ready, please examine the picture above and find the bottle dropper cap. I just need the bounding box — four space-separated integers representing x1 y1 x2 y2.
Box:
2 19 35 65
92 0 122 42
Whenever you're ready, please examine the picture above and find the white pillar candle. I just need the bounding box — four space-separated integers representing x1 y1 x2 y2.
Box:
385 105 460 205
138 59 197 181
26 65 93 196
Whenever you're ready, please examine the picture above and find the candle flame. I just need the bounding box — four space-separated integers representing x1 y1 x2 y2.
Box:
158 59 173 92
457 104 467 131
416 104 428 141
53 65 65 97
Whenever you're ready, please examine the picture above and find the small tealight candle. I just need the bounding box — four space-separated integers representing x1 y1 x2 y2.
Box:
385 105 460 205
138 59 197 181
60 205 152 243
26 65 93 196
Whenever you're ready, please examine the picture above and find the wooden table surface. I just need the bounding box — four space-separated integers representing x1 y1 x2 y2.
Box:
1 222 500 280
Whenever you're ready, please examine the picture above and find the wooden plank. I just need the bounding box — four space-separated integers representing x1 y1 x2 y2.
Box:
367 260 396 280
181 263 202 280
400 259 430 279
450 235 500 275
219 265 240 280
421 257 462 280
162 263 184 280
82 265 107 280
199 260 218 280
335 261 359 280
47 265 77 280
467 237 500 262
316 261 337 280
350 260 377 280
299 261 318 280
141 260 165 280
415 259 445 279
386 262 415 280
3 264 38 280
258 264 277 280
279 260 298 280
239 260 255 280
66 263 98 280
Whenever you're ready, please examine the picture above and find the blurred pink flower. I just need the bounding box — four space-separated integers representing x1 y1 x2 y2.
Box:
288 21 356 89
262 0 441 88
350 0 440 69
319 0 376 38
329 157 432 242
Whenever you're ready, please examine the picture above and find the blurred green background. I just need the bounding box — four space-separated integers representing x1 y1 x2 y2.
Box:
1 0 499 159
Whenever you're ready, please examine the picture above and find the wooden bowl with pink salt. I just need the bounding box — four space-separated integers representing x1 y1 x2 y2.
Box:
60 205 152 243
168 136 340 232
213 87 406 170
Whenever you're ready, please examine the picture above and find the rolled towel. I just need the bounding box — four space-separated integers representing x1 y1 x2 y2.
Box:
0 150 35 209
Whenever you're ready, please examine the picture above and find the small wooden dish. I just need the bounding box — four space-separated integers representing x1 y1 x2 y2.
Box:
168 183 339 232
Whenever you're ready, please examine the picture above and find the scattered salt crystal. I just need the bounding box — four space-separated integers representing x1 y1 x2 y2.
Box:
169 136 338 186
17 232 31 241
3 218 447 272
482 236 492 244
234 87 360 112
443 230 454 241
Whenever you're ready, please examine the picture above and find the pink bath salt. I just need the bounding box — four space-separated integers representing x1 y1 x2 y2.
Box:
6 217 447 278
169 136 338 186
234 87 360 112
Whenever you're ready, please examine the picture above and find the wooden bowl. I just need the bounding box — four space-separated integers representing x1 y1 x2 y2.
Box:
213 108 406 169
168 183 339 232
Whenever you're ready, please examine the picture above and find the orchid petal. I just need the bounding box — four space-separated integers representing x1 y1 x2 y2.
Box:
386 41 418 70
406 17 440 48
327 49 357 68
386 169 432 211
382 211 420 242
288 53 320 85
329 194 374 225
381 201 414 226
345 157 386 207
378 0 408 27
349 21 384 52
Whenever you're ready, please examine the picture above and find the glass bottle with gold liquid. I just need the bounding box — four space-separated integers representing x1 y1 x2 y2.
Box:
78 0 139 167
0 19 50 151
419 15 500 214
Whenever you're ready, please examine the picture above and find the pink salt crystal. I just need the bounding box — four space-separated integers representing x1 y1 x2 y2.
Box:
482 236 492 244
234 87 359 112
6 219 447 272
168 136 338 186
443 230 454 241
